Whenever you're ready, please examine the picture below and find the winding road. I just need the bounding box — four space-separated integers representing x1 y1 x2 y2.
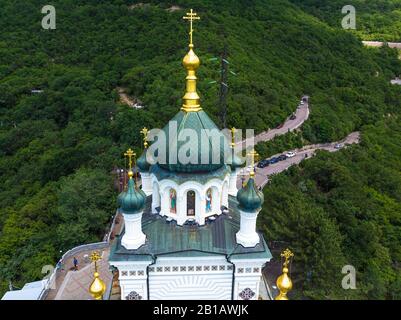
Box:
235 96 360 189
237 96 310 149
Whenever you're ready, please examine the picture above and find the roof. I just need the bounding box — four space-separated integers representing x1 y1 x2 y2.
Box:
1 280 46 300
150 163 230 184
109 195 272 263
156 110 231 173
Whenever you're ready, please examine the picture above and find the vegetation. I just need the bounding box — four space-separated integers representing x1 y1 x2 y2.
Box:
260 117 401 299
290 0 401 41
0 0 400 299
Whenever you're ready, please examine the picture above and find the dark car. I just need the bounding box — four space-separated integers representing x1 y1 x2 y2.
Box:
290 113 296 120
257 159 269 168
269 157 279 164
278 154 287 161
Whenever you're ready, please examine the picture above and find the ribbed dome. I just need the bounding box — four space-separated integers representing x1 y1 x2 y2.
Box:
117 190 127 208
121 175 146 214
230 149 243 170
237 177 264 211
137 149 151 172
156 110 230 173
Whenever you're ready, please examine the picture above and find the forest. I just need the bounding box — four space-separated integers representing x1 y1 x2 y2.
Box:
290 0 401 41
0 0 400 299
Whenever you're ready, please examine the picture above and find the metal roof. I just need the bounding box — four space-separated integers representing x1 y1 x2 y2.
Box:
109 196 272 262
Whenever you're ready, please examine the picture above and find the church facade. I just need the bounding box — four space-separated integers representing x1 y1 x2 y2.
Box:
108 9 271 300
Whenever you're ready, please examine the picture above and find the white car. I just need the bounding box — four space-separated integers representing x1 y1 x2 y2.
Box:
334 143 343 149
286 151 296 158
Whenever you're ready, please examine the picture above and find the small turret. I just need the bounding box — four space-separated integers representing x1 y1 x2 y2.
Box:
120 149 147 250
275 249 294 300
235 149 263 247
89 251 106 300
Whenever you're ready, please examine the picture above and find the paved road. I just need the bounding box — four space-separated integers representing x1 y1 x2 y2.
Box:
237 96 310 149
362 41 401 49
237 131 360 189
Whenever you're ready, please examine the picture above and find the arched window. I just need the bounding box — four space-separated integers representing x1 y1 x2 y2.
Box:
170 189 177 214
205 188 212 213
187 190 195 216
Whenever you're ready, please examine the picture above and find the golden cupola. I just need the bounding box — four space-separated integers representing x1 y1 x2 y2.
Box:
181 9 201 112
88 251 106 300
275 248 294 300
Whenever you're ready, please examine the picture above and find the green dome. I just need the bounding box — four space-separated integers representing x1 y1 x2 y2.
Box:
137 149 151 172
121 178 146 214
117 190 127 208
156 110 230 173
237 177 264 212
230 149 243 170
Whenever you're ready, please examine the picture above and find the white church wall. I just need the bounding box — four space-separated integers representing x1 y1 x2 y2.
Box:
148 255 233 300
231 258 269 300
153 175 230 226
111 261 152 300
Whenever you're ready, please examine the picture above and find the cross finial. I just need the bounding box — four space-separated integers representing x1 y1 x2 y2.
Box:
124 148 136 171
247 149 259 177
90 251 102 272
140 127 149 148
281 248 294 268
183 9 200 46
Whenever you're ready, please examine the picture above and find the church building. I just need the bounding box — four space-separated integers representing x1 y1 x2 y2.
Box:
108 9 272 300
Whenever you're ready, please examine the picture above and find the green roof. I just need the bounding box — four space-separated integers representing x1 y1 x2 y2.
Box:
237 177 264 212
109 195 272 262
150 163 230 184
156 110 231 173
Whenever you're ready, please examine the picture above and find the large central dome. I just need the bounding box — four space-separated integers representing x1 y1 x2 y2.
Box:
158 110 230 173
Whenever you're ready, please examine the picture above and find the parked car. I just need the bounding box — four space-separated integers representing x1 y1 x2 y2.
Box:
257 160 269 168
300 101 305 105
278 154 287 161
334 143 343 149
290 113 296 120
269 157 279 164
285 151 296 158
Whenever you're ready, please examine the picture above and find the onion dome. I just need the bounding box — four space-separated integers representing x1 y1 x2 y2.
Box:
137 149 151 172
275 267 293 300
117 190 126 208
89 271 106 300
230 149 243 170
153 10 230 173
121 171 146 214
157 111 230 173
237 177 264 212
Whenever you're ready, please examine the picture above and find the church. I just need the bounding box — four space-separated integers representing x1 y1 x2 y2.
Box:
108 9 272 301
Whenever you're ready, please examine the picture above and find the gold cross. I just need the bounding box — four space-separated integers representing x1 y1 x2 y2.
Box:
247 149 259 168
90 251 102 272
183 9 200 46
124 148 136 171
281 248 294 268
140 127 149 148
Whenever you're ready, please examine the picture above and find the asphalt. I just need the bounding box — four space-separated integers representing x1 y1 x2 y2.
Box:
237 131 360 189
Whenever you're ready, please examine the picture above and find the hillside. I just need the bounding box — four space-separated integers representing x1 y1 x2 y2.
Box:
290 0 401 41
0 0 400 299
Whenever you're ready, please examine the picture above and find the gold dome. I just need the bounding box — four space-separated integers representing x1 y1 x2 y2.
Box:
276 267 293 298
275 249 294 300
89 272 106 300
128 170 134 179
183 45 200 70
